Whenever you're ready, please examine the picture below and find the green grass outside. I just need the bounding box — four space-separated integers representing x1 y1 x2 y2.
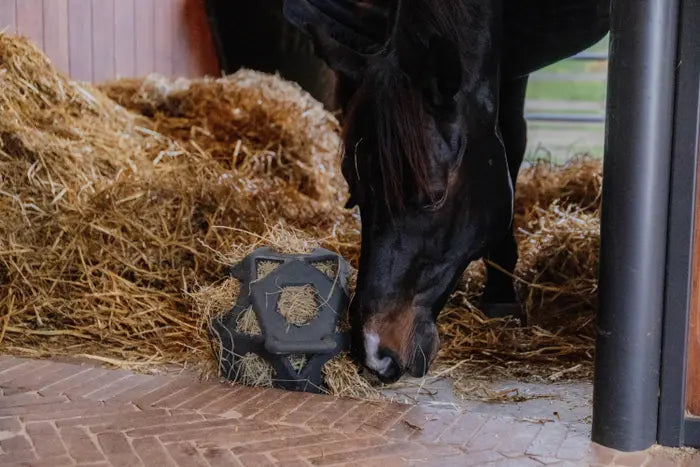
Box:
526 79 607 102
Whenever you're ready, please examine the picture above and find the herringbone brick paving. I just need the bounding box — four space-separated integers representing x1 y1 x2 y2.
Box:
0 356 695 466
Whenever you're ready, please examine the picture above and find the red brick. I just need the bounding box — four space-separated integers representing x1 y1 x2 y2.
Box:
493 456 544 466
255 391 312 423
344 458 410 467
0 356 26 372
201 425 309 450
452 449 504 466
0 361 51 384
1 434 33 454
496 421 543 457
0 395 69 417
3 362 74 389
3 455 74 466
86 373 156 402
282 398 335 426
155 421 275 444
0 416 22 432
22 400 137 422
92 411 201 432
39 368 112 396
225 385 270 411
271 436 387 462
306 398 359 429
0 392 48 408
236 388 288 418
26 421 67 458
108 375 173 404
176 386 233 411
197 387 249 415
556 432 591 461
399 407 458 443
238 453 276 466
464 416 509 452
232 432 347 455
69 372 132 399
202 447 245 467
525 422 569 458
153 383 218 409
358 402 412 435
166 442 210 467
132 378 193 409
57 408 166 430
37 367 94 395
132 436 177 467
97 432 141 467
127 417 245 438
613 450 653 467
59 426 105 464
309 441 424 465
436 412 488 446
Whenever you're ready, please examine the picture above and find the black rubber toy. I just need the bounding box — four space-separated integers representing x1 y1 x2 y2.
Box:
210 247 350 393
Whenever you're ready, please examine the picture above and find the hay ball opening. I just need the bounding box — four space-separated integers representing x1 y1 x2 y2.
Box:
208 247 365 394
276 284 320 326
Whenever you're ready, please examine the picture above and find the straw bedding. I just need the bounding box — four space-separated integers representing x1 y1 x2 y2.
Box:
0 34 601 396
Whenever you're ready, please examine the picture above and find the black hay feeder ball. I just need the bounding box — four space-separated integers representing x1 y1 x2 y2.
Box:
210 247 351 393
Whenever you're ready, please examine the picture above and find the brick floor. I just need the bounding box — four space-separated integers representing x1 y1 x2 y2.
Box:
0 356 696 466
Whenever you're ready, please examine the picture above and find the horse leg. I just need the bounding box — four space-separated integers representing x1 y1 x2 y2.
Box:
482 76 529 322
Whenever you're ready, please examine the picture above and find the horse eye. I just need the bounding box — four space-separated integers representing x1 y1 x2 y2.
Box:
422 190 448 211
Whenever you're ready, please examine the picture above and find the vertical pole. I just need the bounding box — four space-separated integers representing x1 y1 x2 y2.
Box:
593 0 680 452
658 0 700 447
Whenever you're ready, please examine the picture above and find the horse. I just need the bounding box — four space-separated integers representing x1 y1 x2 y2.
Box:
279 0 609 383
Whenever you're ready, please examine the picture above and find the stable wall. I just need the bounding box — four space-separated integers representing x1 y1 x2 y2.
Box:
0 0 219 81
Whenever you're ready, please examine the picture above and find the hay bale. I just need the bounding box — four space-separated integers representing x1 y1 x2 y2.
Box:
0 33 604 388
0 33 357 372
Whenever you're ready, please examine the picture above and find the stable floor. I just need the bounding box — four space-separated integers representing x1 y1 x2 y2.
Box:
0 356 695 466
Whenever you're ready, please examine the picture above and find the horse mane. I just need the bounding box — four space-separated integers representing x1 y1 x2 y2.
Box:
341 0 472 212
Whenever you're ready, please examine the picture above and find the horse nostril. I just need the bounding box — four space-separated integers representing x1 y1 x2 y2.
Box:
362 332 405 382
375 347 402 383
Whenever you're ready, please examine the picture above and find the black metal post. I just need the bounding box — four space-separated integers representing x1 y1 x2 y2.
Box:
658 0 700 447
592 0 680 452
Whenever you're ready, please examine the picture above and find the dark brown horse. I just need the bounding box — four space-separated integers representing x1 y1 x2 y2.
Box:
279 0 609 383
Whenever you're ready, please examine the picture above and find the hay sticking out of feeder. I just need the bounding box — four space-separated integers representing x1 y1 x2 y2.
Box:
236 353 274 388
312 261 338 279
277 285 320 326
235 308 262 335
257 260 282 280
323 354 380 400
289 354 308 373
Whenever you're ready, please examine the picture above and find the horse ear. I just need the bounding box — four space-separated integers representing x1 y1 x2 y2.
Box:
306 23 367 82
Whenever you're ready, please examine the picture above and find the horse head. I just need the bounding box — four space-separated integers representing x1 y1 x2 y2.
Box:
285 0 514 382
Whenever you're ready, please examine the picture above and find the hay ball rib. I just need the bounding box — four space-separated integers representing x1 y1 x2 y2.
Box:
210 247 351 393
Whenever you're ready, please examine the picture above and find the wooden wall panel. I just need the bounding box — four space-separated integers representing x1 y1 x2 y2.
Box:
16 0 43 47
114 0 135 77
688 139 700 416
3 0 218 81
134 0 156 76
42 0 69 74
0 0 16 33
68 0 92 81
154 0 174 76
91 0 115 82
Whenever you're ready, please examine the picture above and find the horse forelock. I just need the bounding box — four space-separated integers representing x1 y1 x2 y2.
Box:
342 65 434 213
340 0 478 213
